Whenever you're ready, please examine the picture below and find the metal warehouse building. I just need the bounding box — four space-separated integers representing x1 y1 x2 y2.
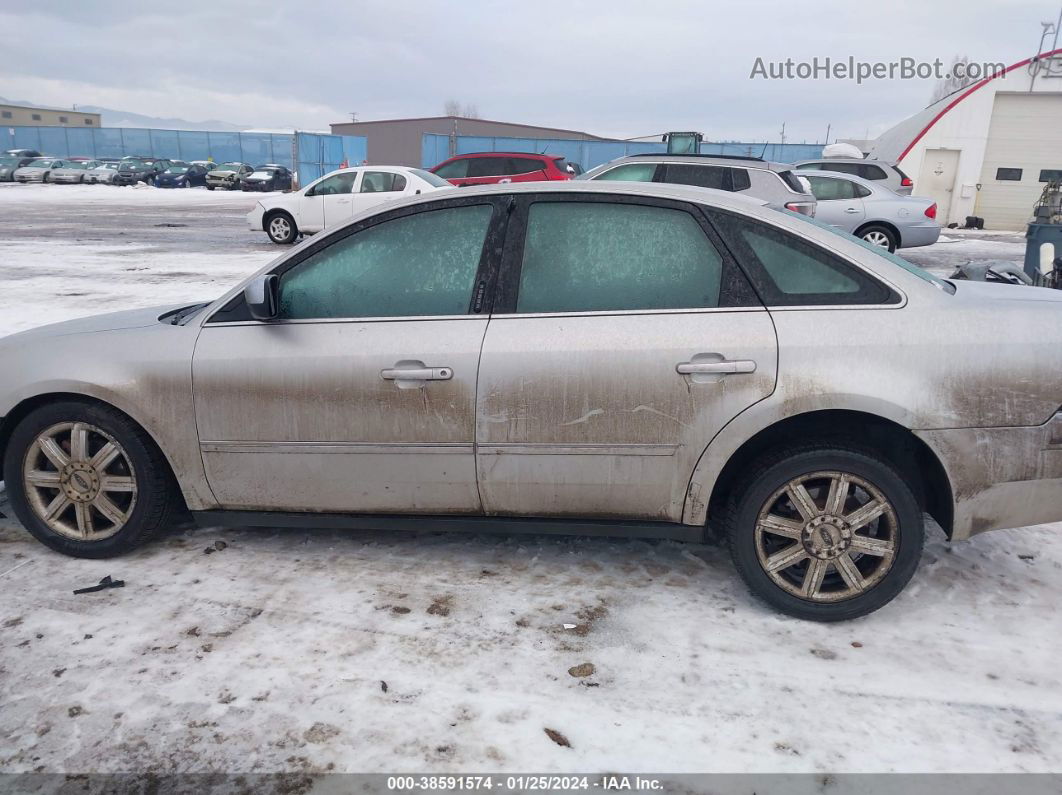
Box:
0 102 100 127
869 48 1062 230
329 115 614 167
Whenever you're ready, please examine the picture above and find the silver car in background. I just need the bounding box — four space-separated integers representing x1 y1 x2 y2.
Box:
50 160 102 184
86 161 120 184
580 153 817 216
0 182 1059 623
13 158 68 183
795 169 940 251
794 157 914 196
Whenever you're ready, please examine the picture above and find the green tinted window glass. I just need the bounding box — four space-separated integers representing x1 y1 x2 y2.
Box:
595 163 657 181
517 202 723 313
279 205 491 319
740 225 860 294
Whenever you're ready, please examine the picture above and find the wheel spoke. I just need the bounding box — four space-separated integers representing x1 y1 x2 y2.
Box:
92 494 127 527
70 423 90 462
764 542 809 572
25 470 61 487
757 514 804 540
825 474 850 516
43 493 71 521
845 500 887 531
786 482 819 521
850 534 894 557
90 442 120 471
38 436 69 469
834 553 866 592
801 558 828 598
74 502 94 537
100 475 136 494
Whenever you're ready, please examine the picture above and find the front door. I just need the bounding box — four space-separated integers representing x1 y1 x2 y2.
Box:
192 198 504 514
298 171 360 233
475 195 777 522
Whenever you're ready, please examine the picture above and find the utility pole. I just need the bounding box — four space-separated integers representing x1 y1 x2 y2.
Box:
779 122 786 146
349 112 358 123
824 123 831 145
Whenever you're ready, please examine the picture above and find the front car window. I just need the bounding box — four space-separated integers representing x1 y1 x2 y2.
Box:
28 159 54 168
592 162 657 182
516 202 723 313
278 204 493 319
310 172 358 196
166 166 188 174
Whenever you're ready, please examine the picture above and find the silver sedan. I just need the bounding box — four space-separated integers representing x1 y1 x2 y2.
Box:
0 182 1059 622
50 160 101 184
13 158 67 183
794 169 940 252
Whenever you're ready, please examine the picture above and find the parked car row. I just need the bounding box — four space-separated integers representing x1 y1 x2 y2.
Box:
0 149 293 192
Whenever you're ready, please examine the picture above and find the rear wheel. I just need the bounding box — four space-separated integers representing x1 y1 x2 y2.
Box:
725 444 924 621
4 401 181 558
858 224 898 253
265 212 298 244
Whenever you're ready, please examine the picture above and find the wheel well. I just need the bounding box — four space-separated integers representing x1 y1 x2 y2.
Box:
0 393 186 510
262 208 294 232
706 409 953 537
854 220 901 246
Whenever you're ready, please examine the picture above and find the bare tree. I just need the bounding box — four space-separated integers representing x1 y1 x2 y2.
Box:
931 55 976 103
443 100 481 118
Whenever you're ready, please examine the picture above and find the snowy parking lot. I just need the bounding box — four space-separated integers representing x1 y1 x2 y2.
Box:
1 184 1060 777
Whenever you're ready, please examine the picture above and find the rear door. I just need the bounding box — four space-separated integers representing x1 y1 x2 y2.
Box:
506 157 548 183
804 175 865 231
350 170 417 215
475 194 777 522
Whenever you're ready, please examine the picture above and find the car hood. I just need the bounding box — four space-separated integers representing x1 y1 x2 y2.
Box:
1 304 190 344
15 167 46 173
210 170 238 177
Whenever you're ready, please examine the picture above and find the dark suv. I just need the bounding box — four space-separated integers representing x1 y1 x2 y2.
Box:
114 157 171 186
430 152 575 186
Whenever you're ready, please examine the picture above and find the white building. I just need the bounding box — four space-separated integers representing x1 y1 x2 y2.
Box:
869 47 1062 230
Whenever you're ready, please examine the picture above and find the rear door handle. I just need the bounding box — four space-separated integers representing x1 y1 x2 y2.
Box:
676 360 756 375
844 207 860 214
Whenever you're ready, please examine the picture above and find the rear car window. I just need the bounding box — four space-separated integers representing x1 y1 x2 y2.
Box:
710 212 895 305
857 164 887 180
517 202 723 313
776 170 805 193
507 158 546 175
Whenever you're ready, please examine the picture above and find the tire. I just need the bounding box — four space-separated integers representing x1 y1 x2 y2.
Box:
43 172 50 183
207 185 215 191
265 211 298 244
3 400 181 559
724 443 924 622
858 224 898 253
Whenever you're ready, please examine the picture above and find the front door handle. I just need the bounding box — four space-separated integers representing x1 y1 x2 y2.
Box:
381 366 453 381
844 207 860 214
676 360 756 375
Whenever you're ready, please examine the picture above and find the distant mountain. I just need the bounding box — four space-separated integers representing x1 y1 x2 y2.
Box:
0 96 252 132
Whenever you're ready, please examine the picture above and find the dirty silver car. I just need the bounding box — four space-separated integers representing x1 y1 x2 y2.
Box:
1 182 1060 621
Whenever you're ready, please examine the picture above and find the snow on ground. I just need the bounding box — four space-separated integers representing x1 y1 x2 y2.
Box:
0 186 1060 776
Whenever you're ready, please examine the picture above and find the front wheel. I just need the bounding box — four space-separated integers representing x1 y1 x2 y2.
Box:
859 225 898 253
265 212 298 244
4 401 181 558
207 185 215 191
725 444 924 621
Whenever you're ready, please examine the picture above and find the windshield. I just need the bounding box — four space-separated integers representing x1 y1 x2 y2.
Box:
165 166 188 174
121 160 145 168
27 159 54 168
410 168 451 188
783 210 953 293
65 162 88 170
219 163 242 170
0 156 17 166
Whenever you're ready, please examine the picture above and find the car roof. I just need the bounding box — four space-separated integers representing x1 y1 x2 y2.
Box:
427 179 770 208
596 153 792 171
795 157 897 167
444 151 560 160
793 168 881 189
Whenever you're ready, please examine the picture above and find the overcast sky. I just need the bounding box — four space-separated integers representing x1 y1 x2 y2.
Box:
1 0 1057 142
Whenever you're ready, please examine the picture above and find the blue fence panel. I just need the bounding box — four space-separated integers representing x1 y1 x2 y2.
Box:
341 135 367 167
700 141 823 162
38 128 69 156
65 127 95 156
207 132 241 163
92 128 124 158
11 127 42 152
269 134 294 168
120 129 151 155
238 133 271 166
148 129 181 159
176 130 211 161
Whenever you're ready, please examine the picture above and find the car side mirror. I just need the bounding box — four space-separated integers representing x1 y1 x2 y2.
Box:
244 274 279 321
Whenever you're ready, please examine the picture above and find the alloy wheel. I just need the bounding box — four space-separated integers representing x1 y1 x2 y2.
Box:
22 422 138 541
754 470 897 602
862 230 891 248
268 216 292 242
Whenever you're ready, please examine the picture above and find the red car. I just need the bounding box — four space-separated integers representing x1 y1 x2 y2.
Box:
430 152 575 186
